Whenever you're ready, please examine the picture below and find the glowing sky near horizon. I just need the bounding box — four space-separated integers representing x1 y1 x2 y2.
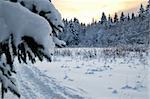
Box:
53 0 147 23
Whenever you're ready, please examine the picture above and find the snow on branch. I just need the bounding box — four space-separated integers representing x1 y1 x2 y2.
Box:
17 0 64 36
0 0 65 98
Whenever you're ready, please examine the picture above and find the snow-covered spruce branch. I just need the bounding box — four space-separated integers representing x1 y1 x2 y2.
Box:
9 0 64 37
0 35 20 99
0 0 65 98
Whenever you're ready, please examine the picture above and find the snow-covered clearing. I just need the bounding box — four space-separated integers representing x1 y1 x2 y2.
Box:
3 48 149 99
36 48 149 99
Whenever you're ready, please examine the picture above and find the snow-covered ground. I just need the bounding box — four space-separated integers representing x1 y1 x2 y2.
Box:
35 48 149 99
4 48 149 99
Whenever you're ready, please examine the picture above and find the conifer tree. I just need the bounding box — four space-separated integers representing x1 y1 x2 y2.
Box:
146 0 150 14
131 13 135 20
120 12 125 21
114 13 119 23
0 0 65 98
139 4 145 18
101 12 107 24
127 13 130 21
108 14 113 28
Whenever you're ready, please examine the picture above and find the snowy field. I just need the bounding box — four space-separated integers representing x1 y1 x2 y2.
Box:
34 48 149 99
4 48 149 99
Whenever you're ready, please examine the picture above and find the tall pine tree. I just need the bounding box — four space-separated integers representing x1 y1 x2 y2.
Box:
146 0 150 14
120 12 125 21
101 12 107 24
139 4 145 18
108 14 113 28
114 13 119 23
127 13 130 21
131 13 135 20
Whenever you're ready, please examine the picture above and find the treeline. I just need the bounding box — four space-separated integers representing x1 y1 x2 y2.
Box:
59 1 150 48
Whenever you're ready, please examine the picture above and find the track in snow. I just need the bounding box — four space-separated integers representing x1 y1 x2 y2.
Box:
13 62 87 99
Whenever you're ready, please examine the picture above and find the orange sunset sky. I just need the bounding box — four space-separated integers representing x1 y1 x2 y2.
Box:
53 0 148 23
